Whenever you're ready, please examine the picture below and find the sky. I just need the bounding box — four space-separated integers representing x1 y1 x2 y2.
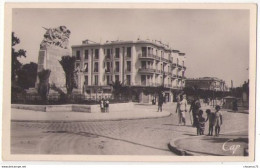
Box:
12 8 249 87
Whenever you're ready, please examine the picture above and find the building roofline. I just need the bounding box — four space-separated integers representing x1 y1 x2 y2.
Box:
72 39 183 53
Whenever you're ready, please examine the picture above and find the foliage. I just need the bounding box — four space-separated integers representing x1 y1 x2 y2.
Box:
17 62 38 89
12 32 26 81
59 55 77 95
183 86 230 100
110 80 132 100
37 69 51 102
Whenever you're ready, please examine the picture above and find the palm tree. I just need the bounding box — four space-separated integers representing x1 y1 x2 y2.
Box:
110 80 124 99
59 55 76 96
37 69 51 102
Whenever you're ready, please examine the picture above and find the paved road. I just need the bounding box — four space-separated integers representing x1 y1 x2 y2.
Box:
11 103 248 155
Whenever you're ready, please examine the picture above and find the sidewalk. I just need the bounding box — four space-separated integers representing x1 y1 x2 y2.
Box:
11 104 171 122
169 130 248 156
168 105 249 156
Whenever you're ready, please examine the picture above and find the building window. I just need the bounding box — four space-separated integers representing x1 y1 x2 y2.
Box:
84 50 88 59
107 49 111 58
106 75 110 85
94 62 99 72
106 62 110 72
84 76 88 85
127 47 131 57
115 61 120 72
95 49 99 59
141 75 146 86
84 63 88 72
142 47 147 57
94 75 98 85
115 75 119 82
115 48 120 58
141 61 146 69
76 50 80 60
127 61 131 72
126 75 131 85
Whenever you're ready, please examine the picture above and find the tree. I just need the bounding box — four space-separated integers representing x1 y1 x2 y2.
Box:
59 55 77 95
109 80 133 100
37 69 51 102
17 62 38 89
12 32 26 81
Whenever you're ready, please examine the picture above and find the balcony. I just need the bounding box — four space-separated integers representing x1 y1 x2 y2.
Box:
138 67 156 74
114 69 120 74
171 74 177 79
125 69 131 73
161 57 168 63
105 69 111 74
177 75 183 79
133 82 161 87
138 54 160 60
105 55 111 60
155 69 161 74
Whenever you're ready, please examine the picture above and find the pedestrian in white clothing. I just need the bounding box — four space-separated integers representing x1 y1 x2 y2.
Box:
176 94 188 125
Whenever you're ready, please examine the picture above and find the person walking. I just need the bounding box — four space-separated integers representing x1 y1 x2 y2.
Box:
157 91 164 112
175 96 181 125
232 99 238 112
189 96 201 127
179 94 188 125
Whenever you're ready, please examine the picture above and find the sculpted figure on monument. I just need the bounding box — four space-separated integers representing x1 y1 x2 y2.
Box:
40 26 71 49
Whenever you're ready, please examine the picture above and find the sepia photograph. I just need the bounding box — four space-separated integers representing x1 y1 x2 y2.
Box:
2 3 257 162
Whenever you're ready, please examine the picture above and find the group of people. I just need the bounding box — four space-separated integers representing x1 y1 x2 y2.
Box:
176 95 223 136
100 98 110 113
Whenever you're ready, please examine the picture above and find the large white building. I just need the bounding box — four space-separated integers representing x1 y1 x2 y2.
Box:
71 39 186 102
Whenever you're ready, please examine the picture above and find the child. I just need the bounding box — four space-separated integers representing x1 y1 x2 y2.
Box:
100 98 105 112
214 105 223 136
205 109 215 136
105 99 110 113
198 110 206 135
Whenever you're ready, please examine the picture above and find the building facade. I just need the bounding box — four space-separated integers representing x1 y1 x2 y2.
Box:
71 39 186 102
185 77 227 91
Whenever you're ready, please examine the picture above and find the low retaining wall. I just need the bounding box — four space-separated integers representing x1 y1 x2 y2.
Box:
12 104 91 113
11 103 134 113
11 104 46 112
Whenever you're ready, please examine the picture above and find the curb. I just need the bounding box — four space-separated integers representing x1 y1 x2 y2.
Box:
11 112 171 123
168 132 248 156
168 137 199 156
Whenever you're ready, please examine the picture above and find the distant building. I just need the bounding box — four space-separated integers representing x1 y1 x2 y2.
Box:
71 39 187 102
185 77 227 91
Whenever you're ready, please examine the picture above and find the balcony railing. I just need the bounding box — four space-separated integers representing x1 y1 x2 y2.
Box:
138 67 156 73
132 82 161 87
105 69 111 73
138 54 160 60
125 69 131 73
161 57 168 62
114 69 120 73
105 55 111 60
171 74 177 78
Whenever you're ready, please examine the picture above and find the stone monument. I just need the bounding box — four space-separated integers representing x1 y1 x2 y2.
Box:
36 26 71 89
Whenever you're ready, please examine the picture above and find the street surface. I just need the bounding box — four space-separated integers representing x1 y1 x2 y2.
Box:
11 103 248 155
